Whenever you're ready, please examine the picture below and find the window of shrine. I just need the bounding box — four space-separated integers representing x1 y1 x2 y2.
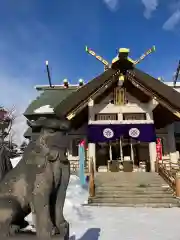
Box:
95 113 118 121
123 113 146 120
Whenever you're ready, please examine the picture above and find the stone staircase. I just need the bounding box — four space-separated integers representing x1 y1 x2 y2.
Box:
88 172 180 207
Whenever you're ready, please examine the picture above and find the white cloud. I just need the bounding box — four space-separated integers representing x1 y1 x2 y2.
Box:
141 0 159 19
163 10 180 31
103 0 119 11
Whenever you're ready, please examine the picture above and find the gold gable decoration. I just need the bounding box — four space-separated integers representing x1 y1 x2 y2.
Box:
114 87 125 105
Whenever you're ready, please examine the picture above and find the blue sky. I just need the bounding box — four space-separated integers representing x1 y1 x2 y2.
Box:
1 0 180 113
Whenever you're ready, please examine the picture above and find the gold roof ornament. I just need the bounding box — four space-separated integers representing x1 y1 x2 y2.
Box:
119 48 130 53
157 77 164 82
85 45 156 84
85 45 155 69
79 78 84 86
63 78 69 88
119 75 125 81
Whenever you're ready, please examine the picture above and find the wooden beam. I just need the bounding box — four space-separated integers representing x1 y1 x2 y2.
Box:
127 71 180 119
67 71 120 120
148 98 159 111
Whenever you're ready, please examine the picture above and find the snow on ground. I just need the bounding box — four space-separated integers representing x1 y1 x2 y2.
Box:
68 207 180 240
10 157 180 239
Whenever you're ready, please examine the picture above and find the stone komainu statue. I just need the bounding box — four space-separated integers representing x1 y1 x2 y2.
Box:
0 118 70 239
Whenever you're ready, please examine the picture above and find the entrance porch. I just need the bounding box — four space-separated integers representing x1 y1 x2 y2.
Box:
88 123 157 173
95 139 151 172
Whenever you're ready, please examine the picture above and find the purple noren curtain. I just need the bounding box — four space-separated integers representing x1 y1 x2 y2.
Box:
88 124 156 143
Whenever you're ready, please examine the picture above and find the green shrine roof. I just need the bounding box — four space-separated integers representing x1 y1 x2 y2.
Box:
24 87 78 119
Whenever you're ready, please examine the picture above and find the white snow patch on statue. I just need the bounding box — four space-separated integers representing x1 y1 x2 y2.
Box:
34 105 54 113
10 156 22 168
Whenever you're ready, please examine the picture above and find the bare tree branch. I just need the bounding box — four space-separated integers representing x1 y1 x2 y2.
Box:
0 105 17 145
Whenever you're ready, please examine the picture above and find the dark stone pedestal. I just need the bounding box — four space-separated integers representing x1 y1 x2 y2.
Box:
8 233 68 240
7 225 69 240
8 236 67 240
108 160 119 172
123 161 133 172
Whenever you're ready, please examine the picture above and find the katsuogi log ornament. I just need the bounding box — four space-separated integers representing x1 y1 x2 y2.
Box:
85 45 156 84
0 117 71 239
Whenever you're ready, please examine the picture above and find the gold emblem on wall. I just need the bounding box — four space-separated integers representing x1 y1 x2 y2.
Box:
114 87 125 105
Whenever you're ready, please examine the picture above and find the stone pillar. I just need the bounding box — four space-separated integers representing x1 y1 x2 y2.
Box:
176 172 180 197
147 111 156 172
146 112 153 121
88 143 96 172
88 98 94 122
167 123 177 164
149 142 156 172
88 99 96 171
118 113 123 121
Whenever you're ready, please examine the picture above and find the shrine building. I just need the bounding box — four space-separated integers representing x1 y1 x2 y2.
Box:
23 68 180 173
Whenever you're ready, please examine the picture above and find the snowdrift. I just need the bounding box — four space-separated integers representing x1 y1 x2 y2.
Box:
64 175 90 223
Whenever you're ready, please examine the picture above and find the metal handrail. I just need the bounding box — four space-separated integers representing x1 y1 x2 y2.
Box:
157 159 179 191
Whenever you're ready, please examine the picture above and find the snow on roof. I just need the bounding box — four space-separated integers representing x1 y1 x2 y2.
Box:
165 82 180 87
34 81 180 90
34 105 54 114
35 84 79 91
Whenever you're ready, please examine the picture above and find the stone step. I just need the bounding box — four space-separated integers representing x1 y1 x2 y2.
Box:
87 202 180 208
88 197 180 204
95 185 171 192
95 186 172 191
95 177 165 182
91 172 177 208
95 172 160 176
94 192 174 198
95 181 167 187
95 172 165 181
